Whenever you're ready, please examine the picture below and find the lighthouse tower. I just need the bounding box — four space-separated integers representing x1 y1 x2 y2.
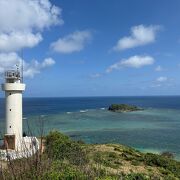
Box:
1 68 25 150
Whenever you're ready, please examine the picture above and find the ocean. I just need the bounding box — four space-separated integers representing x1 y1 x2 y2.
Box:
0 96 180 159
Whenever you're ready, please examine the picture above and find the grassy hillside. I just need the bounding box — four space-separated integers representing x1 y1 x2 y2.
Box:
1 131 180 179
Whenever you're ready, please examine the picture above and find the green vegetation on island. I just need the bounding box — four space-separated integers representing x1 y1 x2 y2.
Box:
108 104 143 112
1 131 180 179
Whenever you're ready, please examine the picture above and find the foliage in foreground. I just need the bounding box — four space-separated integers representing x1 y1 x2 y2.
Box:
0 131 180 179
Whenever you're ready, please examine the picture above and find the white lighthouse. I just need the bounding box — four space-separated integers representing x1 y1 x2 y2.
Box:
0 66 39 160
1 68 25 150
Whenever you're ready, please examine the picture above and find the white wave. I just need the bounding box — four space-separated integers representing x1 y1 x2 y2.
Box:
40 115 46 118
80 110 88 113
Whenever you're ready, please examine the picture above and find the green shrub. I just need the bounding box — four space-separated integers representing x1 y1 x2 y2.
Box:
93 151 121 169
161 151 174 159
108 152 118 158
96 176 120 180
42 162 86 180
144 153 180 178
46 131 88 165
144 153 167 167
114 147 121 152
131 160 141 166
124 173 149 180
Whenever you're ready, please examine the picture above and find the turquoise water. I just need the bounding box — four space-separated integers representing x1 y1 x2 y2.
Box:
0 97 180 159
25 107 180 160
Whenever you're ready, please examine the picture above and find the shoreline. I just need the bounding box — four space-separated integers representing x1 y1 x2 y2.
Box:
1 107 180 160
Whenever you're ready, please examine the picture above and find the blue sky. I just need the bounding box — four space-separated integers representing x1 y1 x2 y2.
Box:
1 0 180 97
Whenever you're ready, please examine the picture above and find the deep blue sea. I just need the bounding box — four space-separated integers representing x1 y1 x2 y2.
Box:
0 96 180 159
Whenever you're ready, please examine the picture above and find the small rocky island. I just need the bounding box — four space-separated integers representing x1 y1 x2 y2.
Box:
108 104 143 112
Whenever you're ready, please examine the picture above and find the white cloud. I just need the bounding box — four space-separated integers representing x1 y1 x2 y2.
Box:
151 84 162 88
106 55 154 73
151 76 170 88
112 25 160 51
23 57 55 78
41 58 55 67
0 0 62 52
156 76 167 82
51 30 92 53
0 53 21 73
0 0 62 32
0 32 43 52
155 65 163 72
0 52 55 78
89 73 101 78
